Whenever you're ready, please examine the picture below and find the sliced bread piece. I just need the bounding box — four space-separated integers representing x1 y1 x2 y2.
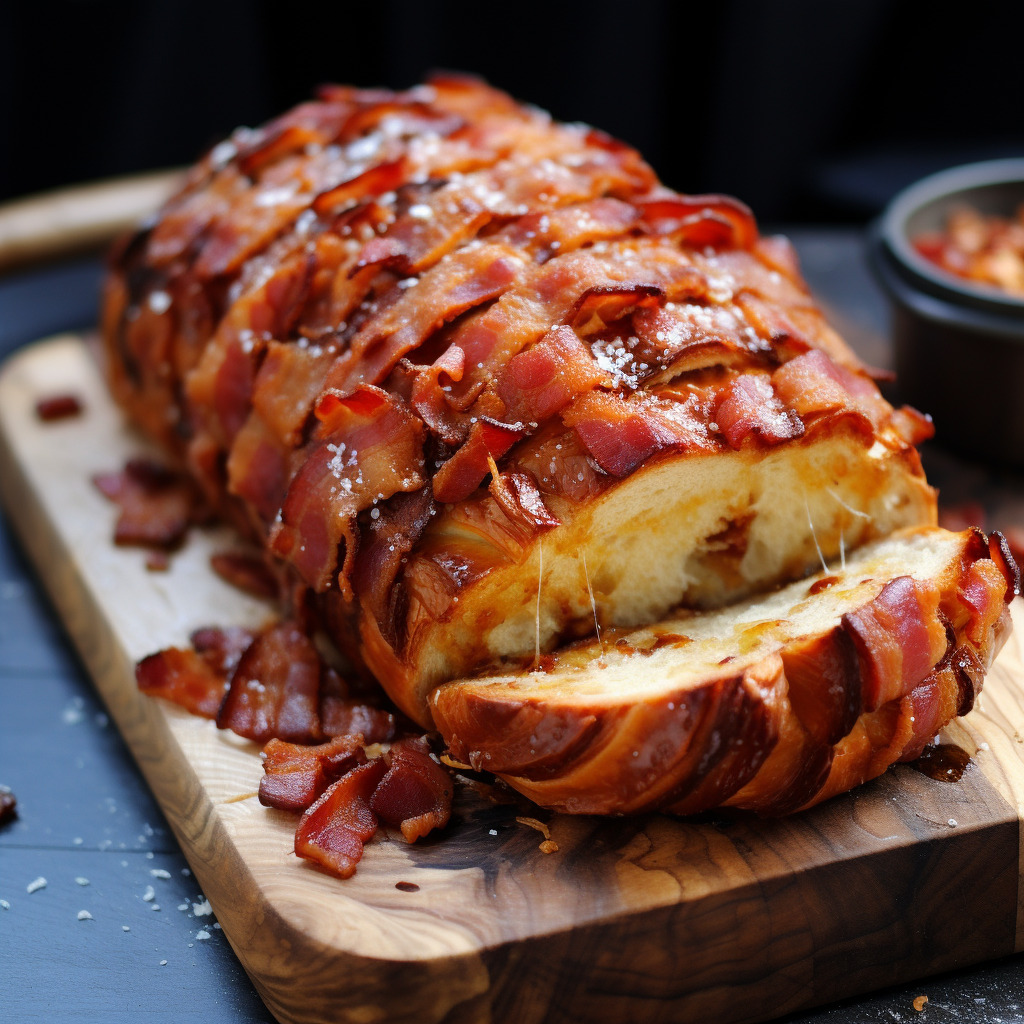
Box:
429 527 1017 815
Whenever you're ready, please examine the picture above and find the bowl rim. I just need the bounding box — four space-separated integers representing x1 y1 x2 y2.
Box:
879 157 1024 315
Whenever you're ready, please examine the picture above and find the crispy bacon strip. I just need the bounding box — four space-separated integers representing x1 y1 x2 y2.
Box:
217 621 323 744
259 734 364 812
843 577 949 712
563 390 713 477
713 374 804 449
93 458 205 549
294 758 388 878
136 647 222 716
270 386 425 592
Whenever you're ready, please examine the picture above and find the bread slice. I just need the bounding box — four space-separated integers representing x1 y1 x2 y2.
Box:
430 528 1016 816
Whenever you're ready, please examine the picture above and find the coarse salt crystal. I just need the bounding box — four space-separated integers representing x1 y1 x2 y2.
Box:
147 291 171 315
159 960 167 966
142 885 155 902
77 910 93 921
948 818 958 827
196 930 211 941
149 869 171 879
122 925 130 932
1 900 10 910
75 877 89 886
26 877 46 894
192 899 213 917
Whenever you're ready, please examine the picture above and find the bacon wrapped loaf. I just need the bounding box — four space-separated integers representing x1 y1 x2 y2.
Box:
103 77 1016 817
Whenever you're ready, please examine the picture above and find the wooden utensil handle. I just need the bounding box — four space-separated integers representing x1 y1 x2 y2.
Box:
0 169 182 272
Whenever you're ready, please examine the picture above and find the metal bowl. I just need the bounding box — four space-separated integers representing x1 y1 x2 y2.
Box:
869 158 1024 466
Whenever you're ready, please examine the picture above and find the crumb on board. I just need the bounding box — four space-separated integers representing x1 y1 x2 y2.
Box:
913 994 928 1011
35 393 83 421
516 815 560 853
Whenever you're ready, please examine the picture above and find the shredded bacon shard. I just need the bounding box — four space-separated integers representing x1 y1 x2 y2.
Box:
369 736 454 842
294 758 388 878
259 734 364 811
93 458 205 549
35 393 83 421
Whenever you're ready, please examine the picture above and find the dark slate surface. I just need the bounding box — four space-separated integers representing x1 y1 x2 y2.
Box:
1 238 1023 1024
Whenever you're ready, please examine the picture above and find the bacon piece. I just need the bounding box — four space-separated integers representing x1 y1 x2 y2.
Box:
93 458 205 549
327 244 522 393
842 576 949 711
319 669 397 744
409 345 468 444
270 386 425 592
258 734 364 812
639 193 758 250
713 374 804 449
562 390 713 477
312 157 409 217
210 550 279 599
431 417 525 503
136 647 229 719
217 621 323 744
498 198 639 259
294 758 388 878
497 325 605 425
190 625 258 677
35 393 83 421
771 349 889 433
351 487 437 645
369 737 454 842
958 558 1015 646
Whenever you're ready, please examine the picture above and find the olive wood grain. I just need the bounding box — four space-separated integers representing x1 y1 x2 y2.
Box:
2 334 1024 1024
0 170 181 272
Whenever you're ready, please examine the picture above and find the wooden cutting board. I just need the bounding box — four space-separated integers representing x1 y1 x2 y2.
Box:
3 334 1024 1024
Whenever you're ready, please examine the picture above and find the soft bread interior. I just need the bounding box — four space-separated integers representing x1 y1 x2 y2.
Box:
430 527 963 710
372 429 934 722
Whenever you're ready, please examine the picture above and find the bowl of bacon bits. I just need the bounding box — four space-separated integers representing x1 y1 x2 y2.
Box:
870 158 1024 466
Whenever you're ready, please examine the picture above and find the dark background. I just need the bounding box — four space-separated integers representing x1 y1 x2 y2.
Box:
1 0 1022 223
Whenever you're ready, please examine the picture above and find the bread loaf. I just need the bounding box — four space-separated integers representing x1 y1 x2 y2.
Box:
102 76 1014 816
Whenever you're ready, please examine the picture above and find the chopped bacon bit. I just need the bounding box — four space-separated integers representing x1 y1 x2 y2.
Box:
217 620 323 744
369 737 453 842
259 734 364 812
136 646 230 719
913 995 929 1013
0 789 16 825
294 758 388 878
539 840 560 854
35 393 83 421
93 458 206 549
210 550 280 599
